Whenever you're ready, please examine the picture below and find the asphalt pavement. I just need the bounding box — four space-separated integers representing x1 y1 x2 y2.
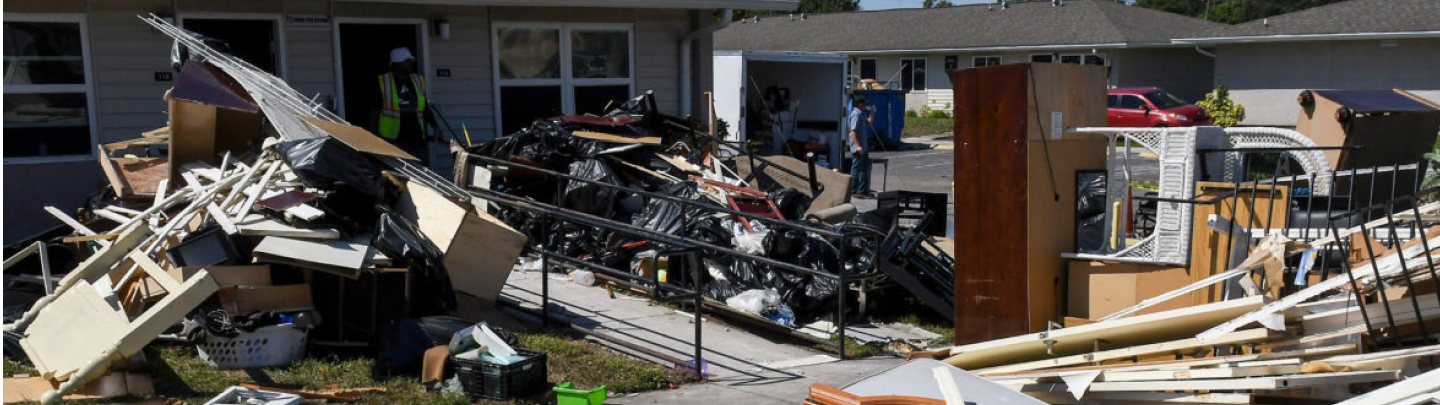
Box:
852 137 955 237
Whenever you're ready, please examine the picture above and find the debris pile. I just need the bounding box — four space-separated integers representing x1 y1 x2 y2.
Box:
2 17 526 404
457 92 953 326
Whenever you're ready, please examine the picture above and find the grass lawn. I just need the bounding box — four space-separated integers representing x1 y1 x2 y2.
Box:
3 330 694 405
902 115 954 138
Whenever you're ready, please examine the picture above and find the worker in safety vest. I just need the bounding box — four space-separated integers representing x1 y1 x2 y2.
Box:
373 47 436 165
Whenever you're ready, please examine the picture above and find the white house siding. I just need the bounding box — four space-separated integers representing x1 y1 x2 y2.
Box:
1214 38 1440 126
3 1 706 243
1109 47 1214 102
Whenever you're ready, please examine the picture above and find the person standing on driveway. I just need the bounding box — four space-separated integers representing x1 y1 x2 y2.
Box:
847 96 876 198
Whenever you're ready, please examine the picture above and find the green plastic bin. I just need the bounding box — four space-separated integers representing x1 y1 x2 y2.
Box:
553 382 606 405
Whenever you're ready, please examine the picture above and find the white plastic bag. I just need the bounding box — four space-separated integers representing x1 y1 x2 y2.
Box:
726 288 781 315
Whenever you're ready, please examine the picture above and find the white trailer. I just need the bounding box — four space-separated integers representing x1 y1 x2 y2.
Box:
713 50 849 167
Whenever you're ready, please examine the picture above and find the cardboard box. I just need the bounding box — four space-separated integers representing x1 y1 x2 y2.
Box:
219 284 314 315
1067 260 1192 319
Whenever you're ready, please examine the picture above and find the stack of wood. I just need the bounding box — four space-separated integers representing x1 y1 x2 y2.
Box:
915 203 1440 404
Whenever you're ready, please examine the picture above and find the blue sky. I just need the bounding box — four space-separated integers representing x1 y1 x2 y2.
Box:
858 0 991 10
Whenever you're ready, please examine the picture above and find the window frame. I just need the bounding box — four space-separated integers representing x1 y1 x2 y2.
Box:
857 57 877 80
3 13 99 165
1061 53 1108 66
1030 53 1054 63
899 57 927 92
491 21 635 133
972 55 1001 68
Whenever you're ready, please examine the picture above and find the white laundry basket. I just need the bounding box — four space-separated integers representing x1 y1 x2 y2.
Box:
197 323 308 369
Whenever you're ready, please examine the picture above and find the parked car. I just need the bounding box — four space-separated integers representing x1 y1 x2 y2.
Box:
1106 87 1211 127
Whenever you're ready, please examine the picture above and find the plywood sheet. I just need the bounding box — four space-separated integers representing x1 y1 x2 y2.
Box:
944 295 1268 370
299 115 416 161
1186 182 1289 304
219 284 314 315
1026 138 1107 331
571 130 661 145
396 182 527 303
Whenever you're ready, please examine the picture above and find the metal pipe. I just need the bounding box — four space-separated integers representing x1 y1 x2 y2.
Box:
680 9 733 117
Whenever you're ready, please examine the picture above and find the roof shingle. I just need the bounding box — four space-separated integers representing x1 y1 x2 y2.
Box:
1185 0 1440 38
715 0 1225 52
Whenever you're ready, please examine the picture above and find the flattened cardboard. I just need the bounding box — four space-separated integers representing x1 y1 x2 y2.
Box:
219 284 314 315
421 346 451 384
97 139 169 198
396 183 526 303
297 115 416 161
174 265 272 286
1067 260 1192 319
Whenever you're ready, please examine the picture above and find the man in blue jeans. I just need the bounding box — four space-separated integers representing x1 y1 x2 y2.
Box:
847 96 875 198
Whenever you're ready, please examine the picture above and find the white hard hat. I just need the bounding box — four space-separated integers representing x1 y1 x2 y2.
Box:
389 47 415 64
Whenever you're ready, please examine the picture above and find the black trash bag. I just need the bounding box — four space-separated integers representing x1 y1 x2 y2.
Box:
4 284 46 324
373 211 457 312
3 331 25 362
375 316 518 375
768 188 812 221
682 217 735 247
633 181 715 234
275 137 389 200
763 229 810 262
1075 171 1108 254
563 159 622 217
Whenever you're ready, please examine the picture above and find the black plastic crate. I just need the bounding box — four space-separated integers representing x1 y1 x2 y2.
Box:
451 348 548 400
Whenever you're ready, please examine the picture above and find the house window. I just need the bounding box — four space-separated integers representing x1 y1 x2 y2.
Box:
1030 54 1054 63
494 23 633 134
1061 54 1107 66
944 55 958 71
900 58 926 91
858 58 877 80
972 56 1001 67
4 16 96 162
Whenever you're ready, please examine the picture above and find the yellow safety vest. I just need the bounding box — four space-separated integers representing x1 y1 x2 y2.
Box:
377 72 427 139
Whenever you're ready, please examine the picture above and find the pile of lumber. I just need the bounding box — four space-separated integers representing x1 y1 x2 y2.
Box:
922 203 1440 404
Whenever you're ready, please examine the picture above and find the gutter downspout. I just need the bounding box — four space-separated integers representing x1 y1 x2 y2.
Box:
681 8 733 117
1193 45 1216 58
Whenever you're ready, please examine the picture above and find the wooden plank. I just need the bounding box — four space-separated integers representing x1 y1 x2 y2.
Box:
1019 391 1255 405
219 284 314 315
1335 367 1440 405
396 182 526 303
981 344 1355 377
1016 370 1398 394
205 202 239 234
1186 182 1290 306
975 328 1273 374
236 215 341 239
1100 363 1302 382
945 295 1268 370
126 251 180 294
953 64 1031 344
570 130 661 145
298 115 416 160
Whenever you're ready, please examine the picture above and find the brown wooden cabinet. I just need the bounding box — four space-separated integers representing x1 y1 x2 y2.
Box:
951 63 1109 344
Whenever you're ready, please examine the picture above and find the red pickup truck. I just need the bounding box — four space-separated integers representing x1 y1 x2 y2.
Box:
1107 87 1211 127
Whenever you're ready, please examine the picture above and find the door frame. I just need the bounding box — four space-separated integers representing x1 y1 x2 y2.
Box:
175 12 288 80
330 17 431 120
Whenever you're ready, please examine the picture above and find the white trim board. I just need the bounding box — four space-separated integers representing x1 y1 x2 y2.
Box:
975 328 1275 374
1018 370 1399 393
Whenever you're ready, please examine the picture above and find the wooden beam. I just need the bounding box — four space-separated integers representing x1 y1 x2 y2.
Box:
1016 370 1397 393
945 296 1268 370
976 328 1272 374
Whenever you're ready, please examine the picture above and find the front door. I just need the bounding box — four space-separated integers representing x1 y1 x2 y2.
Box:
337 22 421 133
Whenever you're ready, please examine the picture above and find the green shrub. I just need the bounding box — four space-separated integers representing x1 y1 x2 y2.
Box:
1196 85 1246 127
926 108 950 119
905 108 920 118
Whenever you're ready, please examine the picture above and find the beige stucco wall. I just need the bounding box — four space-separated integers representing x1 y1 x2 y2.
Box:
1214 38 1440 126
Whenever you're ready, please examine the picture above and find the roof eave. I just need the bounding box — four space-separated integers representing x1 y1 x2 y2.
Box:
1176 30 1440 45
336 0 798 11
834 42 1146 55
